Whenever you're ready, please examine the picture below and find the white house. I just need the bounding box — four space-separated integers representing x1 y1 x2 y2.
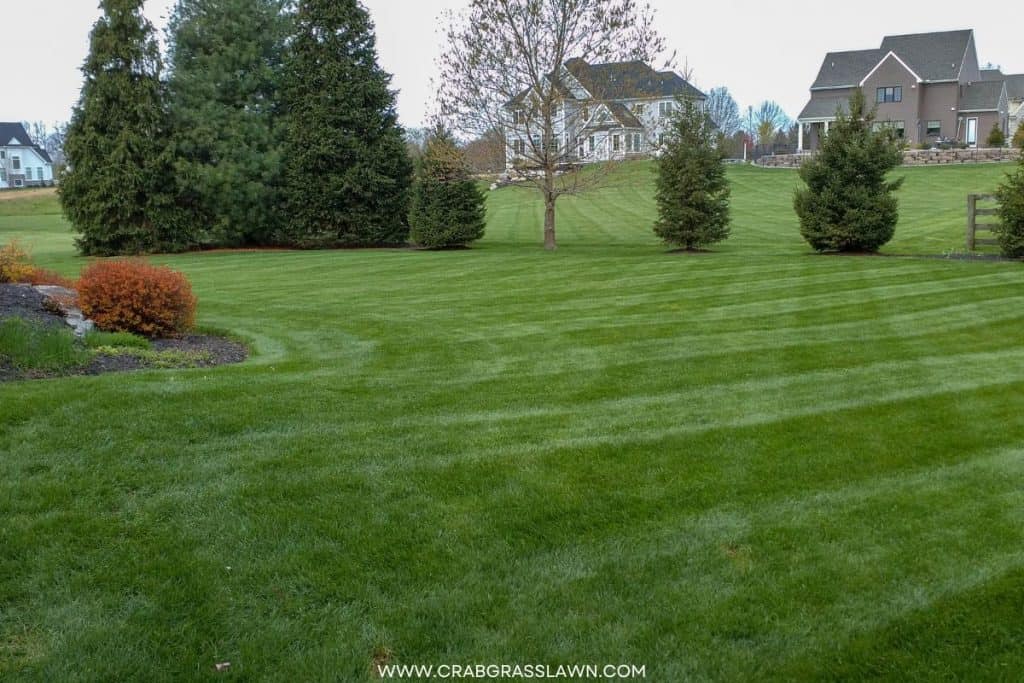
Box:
0 122 54 189
504 59 705 169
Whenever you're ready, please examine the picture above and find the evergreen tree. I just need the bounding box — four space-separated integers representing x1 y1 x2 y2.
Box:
1013 126 1024 150
995 152 1024 258
794 90 904 253
987 122 1006 148
279 0 412 247
166 0 288 246
61 0 192 255
653 99 731 250
409 126 486 248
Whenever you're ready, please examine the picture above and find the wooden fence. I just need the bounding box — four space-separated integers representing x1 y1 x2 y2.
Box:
967 194 1000 250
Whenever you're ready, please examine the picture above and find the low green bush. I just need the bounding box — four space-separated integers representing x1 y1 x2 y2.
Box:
84 330 151 350
995 155 1024 258
0 318 89 371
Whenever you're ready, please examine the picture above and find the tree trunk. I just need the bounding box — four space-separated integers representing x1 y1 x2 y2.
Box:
543 165 557 250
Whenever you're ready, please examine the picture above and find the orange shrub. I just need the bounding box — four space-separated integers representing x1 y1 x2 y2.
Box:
24 267 76 289
77 260 197 337
0 241 35 283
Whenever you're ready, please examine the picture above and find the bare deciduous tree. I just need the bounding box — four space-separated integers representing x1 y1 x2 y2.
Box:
436 0 672 250
704 87 741 138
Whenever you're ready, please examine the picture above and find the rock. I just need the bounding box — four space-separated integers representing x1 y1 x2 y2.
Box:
32 285 95 338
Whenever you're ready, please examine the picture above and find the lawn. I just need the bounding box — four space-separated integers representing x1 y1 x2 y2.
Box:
2 163 1024 680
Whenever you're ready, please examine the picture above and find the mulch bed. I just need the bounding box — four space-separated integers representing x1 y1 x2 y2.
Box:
0 283 248 382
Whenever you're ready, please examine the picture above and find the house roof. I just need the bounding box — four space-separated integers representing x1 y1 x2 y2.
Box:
798 97 850 120
604 102 643 128
981 68 1004 80
878 30 973 82
1004 75 1024 101
0 122 52 163
811 30 976 90
811 49 884 89
564 58 704 101
959 81 1005 111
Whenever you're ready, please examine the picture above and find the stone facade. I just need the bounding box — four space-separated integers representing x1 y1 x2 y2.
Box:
757 147 1022 168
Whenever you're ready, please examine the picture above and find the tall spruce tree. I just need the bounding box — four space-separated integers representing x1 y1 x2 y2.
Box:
995 151 1024 258
794 90 904 253
279 0 412 247
167 0 288 246
409 125 486 248
653 99 732 250
61 0 192 255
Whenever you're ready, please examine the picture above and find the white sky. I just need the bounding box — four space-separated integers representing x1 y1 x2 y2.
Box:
3 1 1022 128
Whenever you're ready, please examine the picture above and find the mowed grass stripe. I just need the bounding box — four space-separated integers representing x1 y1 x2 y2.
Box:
3 161 1024 679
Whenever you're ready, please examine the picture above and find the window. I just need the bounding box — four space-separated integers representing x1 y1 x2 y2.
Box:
531 134 541 150
613 135 621 151
872 120 906 138
11 156 20 170
926 121 941 136
0 150 5 159
513 139 526 155
633 103 646 116
658 133 667 147
513 110 526 125
659 101 674 118
876 86 902 103
0 168 6 182
633 133 642 152
37 167 43 180
25 168 32 180
581 106 590 121
588 136 595 153
14 179 23 188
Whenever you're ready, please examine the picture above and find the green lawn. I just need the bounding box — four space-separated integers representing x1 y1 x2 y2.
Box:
2 163 1024 680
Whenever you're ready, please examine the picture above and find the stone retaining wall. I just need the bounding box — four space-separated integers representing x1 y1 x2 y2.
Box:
757 147 1022 168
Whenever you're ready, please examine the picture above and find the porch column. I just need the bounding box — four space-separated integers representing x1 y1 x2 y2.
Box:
797 122 804 152
824 120 831 136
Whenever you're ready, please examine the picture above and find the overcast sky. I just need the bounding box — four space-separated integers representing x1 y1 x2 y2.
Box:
4 1 1022 129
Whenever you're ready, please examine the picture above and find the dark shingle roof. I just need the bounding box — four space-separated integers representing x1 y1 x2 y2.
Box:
980 68 1004 80
960 81 1005 111
810 50 884 89
565 58 704 101
811 30 976 90
878 30 973 82
1005 75 1024 100
604 102 643 128
798 97 851 120
0 122 52 163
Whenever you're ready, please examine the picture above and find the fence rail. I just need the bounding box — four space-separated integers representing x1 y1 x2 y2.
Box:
967 194 1000 250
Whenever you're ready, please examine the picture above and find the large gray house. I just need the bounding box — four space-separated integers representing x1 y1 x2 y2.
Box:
797 30 1017 150
504 59 705 168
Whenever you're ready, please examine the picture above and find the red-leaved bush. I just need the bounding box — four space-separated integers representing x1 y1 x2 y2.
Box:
25 268 76 289
77 260 197 337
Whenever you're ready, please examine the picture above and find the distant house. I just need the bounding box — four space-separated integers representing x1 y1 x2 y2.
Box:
0 122 54 189
797 30 1014 151
980 69 1024 142
504 59 705 169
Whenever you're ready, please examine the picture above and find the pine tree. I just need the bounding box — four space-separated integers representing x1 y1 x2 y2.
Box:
279 0 412 248
987 123 1007 148
653 99 731 250
166 0 288 246
794 90 904 253
409 126 486 248
60 0 192 255
995 151 1024 258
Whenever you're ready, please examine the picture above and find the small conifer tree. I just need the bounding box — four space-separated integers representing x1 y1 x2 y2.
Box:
987 123 1007 148
409 126 486 248
1012 126 1024 150
653 99 731 250
794 90 904 252
995 150 1024 257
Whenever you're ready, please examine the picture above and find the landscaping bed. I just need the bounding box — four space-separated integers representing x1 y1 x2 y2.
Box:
0 283 247 382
